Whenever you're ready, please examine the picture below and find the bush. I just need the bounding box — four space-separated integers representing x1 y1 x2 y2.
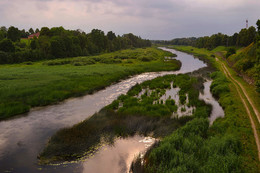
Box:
0 39 15 52
0 51 12 64
210 54 215 58
226 48 236 58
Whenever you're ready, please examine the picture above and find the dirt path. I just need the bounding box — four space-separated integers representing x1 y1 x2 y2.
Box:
215 56 260 161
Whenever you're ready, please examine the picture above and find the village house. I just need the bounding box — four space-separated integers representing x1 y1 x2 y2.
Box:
28 32 40 39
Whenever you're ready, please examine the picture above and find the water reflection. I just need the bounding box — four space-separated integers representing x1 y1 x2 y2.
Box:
82 136 155 173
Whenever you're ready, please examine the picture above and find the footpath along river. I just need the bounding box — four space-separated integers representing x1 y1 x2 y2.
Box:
0 48 223 173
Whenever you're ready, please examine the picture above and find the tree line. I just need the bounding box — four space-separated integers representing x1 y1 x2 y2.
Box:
154 23 257 50
0 26 151 64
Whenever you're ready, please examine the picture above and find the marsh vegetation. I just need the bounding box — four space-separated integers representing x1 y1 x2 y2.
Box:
39 74 211 164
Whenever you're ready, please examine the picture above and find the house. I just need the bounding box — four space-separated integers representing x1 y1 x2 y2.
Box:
28 32 40 39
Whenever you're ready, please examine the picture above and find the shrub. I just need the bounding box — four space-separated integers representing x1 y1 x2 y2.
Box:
226 48 236 58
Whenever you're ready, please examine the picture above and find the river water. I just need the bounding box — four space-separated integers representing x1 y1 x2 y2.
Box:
0 48 222 173
199 80 225 124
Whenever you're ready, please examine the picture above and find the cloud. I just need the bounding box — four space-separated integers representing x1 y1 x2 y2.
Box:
0 0 259 39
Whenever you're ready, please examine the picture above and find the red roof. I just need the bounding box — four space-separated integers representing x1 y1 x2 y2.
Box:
28 32 40 39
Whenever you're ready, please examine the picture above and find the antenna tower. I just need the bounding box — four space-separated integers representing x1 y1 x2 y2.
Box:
246 19 248 28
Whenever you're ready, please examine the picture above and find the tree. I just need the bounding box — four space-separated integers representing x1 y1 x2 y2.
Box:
0 39 15 52
107 31 116 41
50 37 66 58
0 26 7 40
256 19 260 34
20 29 29 38
0 26 7 32
40 27 50 36
247 26 256 43
89 29 107 52
30 38 38 50
38 35 50 56
29 28 34 35
7 26 21 42
35 28 40 33
0 31 5 41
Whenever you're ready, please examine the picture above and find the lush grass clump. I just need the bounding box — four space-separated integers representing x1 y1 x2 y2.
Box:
0 47 180 120
145 118 242 173
210 72 230 98
39 74 210 164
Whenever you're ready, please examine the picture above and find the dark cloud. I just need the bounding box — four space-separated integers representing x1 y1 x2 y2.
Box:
0 0 259 39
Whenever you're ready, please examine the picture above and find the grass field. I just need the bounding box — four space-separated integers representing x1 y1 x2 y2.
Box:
0 47 180 120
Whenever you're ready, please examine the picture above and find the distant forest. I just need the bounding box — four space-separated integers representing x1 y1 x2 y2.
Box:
154 24 258 50
0 26 151 64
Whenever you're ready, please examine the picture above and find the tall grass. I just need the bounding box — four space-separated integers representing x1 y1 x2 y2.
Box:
145 118 242 173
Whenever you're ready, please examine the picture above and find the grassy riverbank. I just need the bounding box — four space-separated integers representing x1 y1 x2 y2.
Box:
142 71 258 172
148 45 259 172
39 74 211 164
0 47 181 120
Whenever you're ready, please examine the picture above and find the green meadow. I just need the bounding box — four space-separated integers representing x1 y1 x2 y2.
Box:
0 47 180 120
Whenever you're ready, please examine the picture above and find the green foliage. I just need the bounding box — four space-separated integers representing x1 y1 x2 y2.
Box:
145 118 241 173
156 19 259 49
0 39 15 52
226 47 236 58
7 26 21 42
227 43 258 78
0 30 5 41
0 26 152 64
30 39 38 50
210 72 230 97
29 28 34 35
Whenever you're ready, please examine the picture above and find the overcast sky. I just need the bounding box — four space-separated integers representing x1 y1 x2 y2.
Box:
0 0 259 40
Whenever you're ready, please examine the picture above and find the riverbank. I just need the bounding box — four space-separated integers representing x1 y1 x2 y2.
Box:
160 45 260 172
0 47 180 120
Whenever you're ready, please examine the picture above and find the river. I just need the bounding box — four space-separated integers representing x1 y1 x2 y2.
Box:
0 48 222 173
